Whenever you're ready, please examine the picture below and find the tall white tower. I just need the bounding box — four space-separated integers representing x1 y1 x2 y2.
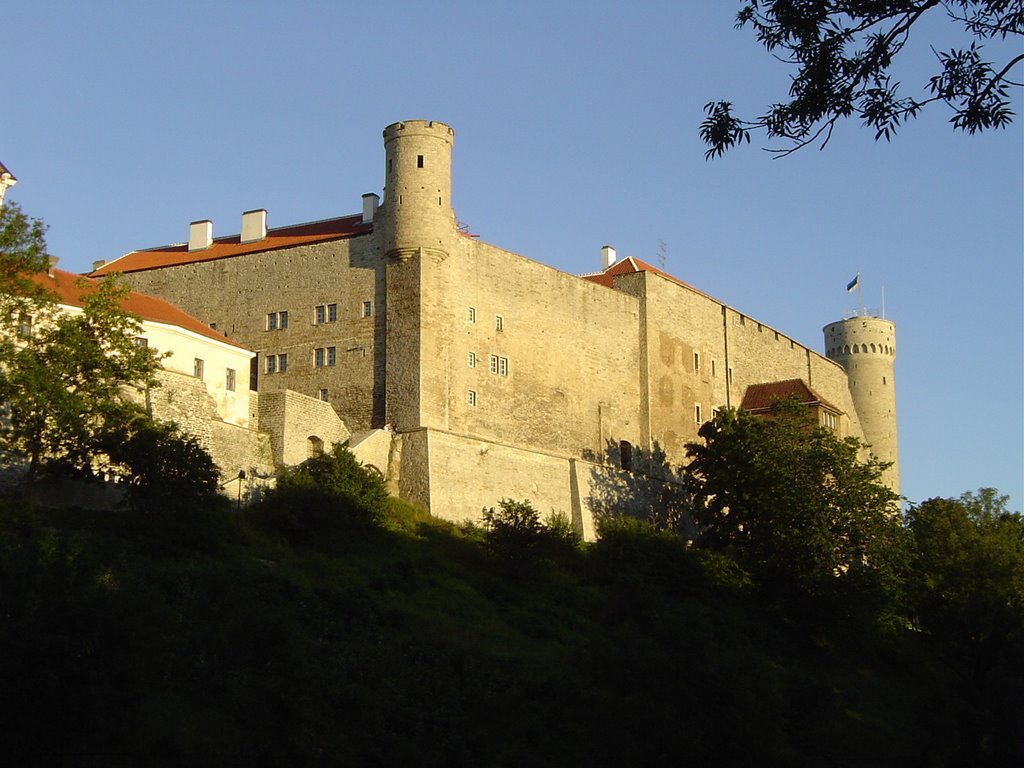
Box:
823 315 899 495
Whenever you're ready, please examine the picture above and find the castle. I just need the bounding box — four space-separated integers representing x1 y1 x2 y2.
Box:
90 120 898 534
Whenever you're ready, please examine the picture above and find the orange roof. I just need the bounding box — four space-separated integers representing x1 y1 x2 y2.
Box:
581 256 715 300
30 268 248 350
90 214 371 276
740 379 839 413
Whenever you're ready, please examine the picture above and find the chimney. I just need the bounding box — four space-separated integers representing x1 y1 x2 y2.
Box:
189 220 213 251
241 209 267 243
92 259 106 272
47 256 59 277
362 193 379 224
601 245 617 270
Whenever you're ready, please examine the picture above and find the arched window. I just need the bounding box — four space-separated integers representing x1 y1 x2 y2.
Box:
619 440 633 472
870 343 876 353
307 436 325 458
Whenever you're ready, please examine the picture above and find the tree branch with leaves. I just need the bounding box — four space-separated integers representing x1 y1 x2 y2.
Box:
701 1 1023 158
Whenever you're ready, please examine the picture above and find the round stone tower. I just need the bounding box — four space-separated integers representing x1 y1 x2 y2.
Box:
380 120 457 440
381 120 456 261
823 316 899 495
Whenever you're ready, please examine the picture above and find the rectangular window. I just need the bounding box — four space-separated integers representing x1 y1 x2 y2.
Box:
489 354 498 374
327 346 336 366
318 388 329 402
267 311 288 330
711 359 716 377
193 358 204 379
693 352 700 373
279 311 288 329
498 357 508 376
467 351 476 368
265 355 276 374
314 348 325 368
695 404 702 423
468 306 476 324
728 367 733 384
495 315 504 332
278 353 287 372
467 390 477 406
315 305 325 325
226 368 236 392
361 301 371 318
135 336 148 348
17 314 32 338
822 412 837 431
267 312 277 331
328 303 338 322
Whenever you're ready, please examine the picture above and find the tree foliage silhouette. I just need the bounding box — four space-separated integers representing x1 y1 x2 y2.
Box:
701 1 1023 157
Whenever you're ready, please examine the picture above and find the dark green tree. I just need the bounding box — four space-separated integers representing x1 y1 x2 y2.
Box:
684 401 907 620
906 488 1024 654
100 414 221 512
701 1 1023 157
0 212 162 489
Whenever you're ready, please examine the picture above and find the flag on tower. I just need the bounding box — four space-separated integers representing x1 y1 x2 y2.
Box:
846 274 860 293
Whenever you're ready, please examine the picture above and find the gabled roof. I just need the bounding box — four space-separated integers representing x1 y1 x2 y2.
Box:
0 160 15 181
90 214 371 276
740 379 840 413
30 268 248 350
581 256 715 300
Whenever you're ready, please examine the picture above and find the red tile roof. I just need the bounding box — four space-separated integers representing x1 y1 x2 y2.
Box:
30 268 248 350
581 256 715 300
90 214 371 276
740 379 839 413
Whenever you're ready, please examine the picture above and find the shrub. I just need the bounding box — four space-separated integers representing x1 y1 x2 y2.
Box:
253 444 387 549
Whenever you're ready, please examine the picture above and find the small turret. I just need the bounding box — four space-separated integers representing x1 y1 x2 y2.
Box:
380 120 456 262
823 315 899 495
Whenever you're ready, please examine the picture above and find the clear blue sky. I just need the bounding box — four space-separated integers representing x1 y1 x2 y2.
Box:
6 1 1022 509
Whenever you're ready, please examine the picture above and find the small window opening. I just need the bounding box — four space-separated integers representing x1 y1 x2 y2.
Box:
467 390 478 407
619 440 633 472
417 155 424 168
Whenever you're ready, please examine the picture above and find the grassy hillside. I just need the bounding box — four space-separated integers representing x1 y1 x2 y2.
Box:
0 494 1015 766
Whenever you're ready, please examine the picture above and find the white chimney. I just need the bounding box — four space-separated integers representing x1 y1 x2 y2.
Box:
188 220 213 251
362 193 379 224
47 256 59 277
241 209 267 243
601 245 617 270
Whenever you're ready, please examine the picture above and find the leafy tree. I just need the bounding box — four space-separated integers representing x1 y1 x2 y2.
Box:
684 401 907 620
701 1 1023 157
100 414 221 513
905 489 1024 768
0 216 162 489
482 499 580 563
0 201 50 315
906 488 1024 655
256 444 389 548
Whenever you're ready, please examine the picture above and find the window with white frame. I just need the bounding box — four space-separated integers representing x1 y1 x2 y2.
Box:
467 390 477 406
17 314 32 338
468 306 476 324
498 356 508 376
193 358 204 379
361 301 372 318
495 315 504 332
693 352 700 373
278 353 287 372
314 348 325 368
266 355 277 374
327 346 336 366
226 368 236 392
314 305 326 325
267 310 288 330
694 404 702 423
318 388 329 402
467 351 477 368
328 303 338 322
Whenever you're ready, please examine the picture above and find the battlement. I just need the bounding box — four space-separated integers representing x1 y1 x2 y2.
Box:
383 120 455 143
